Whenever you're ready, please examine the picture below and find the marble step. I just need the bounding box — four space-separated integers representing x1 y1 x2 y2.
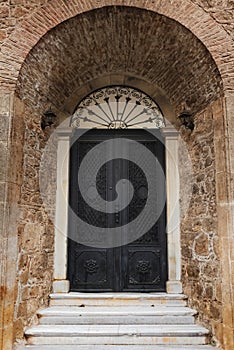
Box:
25 324 209 345
22 346 216 350
38 306 196 325
50 293 187 307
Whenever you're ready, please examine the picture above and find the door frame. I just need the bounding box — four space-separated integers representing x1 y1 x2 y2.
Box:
52 121 182 294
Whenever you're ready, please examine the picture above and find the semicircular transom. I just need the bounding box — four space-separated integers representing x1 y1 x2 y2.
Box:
71 85 165 129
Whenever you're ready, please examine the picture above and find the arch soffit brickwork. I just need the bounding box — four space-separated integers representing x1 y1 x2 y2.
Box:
16 6 223 124
0 0 233 90
62 74 176 124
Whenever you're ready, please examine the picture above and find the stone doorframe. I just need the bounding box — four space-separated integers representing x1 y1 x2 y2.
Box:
52 122 182 294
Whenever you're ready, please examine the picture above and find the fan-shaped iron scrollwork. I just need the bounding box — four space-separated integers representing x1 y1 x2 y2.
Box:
70 86 165 129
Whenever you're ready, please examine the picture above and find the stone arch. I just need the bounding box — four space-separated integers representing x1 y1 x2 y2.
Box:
16 6 222 123
0 0 233 91
12 4 229 346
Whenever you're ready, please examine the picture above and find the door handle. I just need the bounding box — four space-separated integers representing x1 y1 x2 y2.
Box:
115 204 119 223
115 213 119 223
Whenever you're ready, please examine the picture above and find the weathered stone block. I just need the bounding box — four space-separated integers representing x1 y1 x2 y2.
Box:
0 94 12 117
13 319 24 341
194 232 209 256
0 115 10 141
22 223 42 251
0 142 8 181
0 182 6 203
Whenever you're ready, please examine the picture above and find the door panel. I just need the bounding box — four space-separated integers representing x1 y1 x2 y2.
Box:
68 129 167 292
70 246 114 291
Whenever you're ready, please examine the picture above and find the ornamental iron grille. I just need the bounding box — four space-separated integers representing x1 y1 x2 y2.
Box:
70 86 165 129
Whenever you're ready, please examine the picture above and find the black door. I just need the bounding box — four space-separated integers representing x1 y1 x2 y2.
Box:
68 129 167 292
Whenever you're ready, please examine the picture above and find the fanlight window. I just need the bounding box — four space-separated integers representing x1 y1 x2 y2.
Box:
70 86 165 129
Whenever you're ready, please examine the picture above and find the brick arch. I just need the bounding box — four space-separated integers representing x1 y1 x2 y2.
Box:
16 6 222 120
0 0 233 90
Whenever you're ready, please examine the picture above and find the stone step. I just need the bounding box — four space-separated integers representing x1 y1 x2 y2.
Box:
22 346 216 350
50 293 187 307
25 324 209 345
38 306 196 325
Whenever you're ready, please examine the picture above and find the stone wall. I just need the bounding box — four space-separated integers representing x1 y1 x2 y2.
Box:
0 92 14 350
13 108 56 344
12 10 223 345
179 105 222 346
0 94 25 350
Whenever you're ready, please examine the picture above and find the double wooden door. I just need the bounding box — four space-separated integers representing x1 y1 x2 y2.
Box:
68 129 167 292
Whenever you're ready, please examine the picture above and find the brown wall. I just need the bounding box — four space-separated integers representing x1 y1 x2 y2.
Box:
179 103 222 345
13 107 55 342
0 2 233 350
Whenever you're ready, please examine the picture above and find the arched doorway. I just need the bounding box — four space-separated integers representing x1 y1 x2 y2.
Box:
8 4 232 349
67 86 168 292
52 84 182 294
